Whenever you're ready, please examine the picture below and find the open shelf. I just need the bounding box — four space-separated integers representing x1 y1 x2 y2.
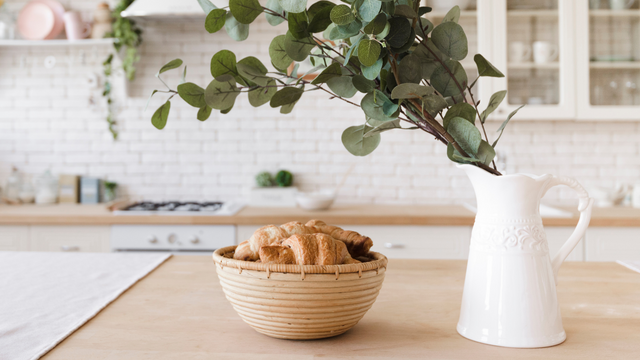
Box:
508 62 560 70
507 9 558 18
590 61 640 69
425 10 477 18
589 9 640 17
0 38 115 47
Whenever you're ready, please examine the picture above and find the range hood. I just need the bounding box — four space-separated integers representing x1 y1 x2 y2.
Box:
121 0 226 19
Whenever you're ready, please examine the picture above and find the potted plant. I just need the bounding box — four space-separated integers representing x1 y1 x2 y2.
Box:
147 0 595 348
251 170 297 206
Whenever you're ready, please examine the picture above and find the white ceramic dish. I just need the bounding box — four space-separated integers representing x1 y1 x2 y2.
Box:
296 189 336 210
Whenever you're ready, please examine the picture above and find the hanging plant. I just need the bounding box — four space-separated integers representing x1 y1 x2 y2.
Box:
102 0 142 140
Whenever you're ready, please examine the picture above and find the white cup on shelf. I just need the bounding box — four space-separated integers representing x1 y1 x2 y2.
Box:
509 41 531 63
609 0 635 10
533 41 558 64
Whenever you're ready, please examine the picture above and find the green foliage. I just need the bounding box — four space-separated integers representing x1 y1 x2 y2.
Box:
275 170 294 187
149 1 522 174
151 101 171 130
255 172 274 187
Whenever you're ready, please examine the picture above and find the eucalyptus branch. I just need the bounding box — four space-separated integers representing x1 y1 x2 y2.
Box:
466 85 498 170
417 37 468 104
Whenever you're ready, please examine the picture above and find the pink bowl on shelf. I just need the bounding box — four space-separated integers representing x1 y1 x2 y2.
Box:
17 0 65 40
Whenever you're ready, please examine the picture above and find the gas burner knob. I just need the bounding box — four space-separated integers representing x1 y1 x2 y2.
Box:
167 233 177 244
189 236 200 244
148 236 158 244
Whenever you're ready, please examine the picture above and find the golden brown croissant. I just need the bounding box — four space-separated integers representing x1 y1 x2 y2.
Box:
305 220 373 258
280 221 316 236
233 225 288 261
260 234 358 265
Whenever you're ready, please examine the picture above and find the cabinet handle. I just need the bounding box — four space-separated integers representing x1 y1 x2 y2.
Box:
60 245 80 252
384 243 404 249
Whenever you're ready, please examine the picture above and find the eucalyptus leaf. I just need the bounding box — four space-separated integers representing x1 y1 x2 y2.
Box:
307 1 335 33
473 54 505 78
493 104 524 147
364 13 387 35
284 31 316 61
205 9 227 33
358 0 382 22
480 90 507 123
221 104 234 114
476 140 496 166
361 91 398 122
342 124 381 156
357 39 381 67
430 60 467 97
344 33 364 64
447 117 482 156
157 59 183 76
236 63 271 86
390 27 415 53
224 12 250 41
352 74 376 92
248 79 277 107
238 56 268 74
333 19 362 39
151 101 171 130
361 58 383 80
270 86 304 107
363 119 407 137
280 101 298 114
398 54 422 84
375 21 391 39
265 0 286 26
204 74 241 110
431 22 468 61
418 6 432 16
442 5 460 23
394 4 417 18
278 0 307 13
447 143 477 164
423 94 448 117
197 105 212 120
288 12 309 39
385 17 411 48
269 35 294 71
311 62 342 84
177 82 206 108
326 76 358 98
330 4 355 25
210 50 237 79
390 83 435 99
443 102 476 130
414 17 433 38
229 0 263 24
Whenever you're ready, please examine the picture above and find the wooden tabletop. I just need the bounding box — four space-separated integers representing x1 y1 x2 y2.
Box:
43 256 640 359
1 203 640 226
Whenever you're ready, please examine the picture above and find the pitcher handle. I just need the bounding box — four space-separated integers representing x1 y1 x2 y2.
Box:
545 176 594 281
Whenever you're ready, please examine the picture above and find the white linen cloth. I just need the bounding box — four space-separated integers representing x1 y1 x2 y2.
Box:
617 260 640 274
0 251 170 360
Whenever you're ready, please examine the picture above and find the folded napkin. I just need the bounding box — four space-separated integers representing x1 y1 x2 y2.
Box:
0 251 170 360
617 260 640 274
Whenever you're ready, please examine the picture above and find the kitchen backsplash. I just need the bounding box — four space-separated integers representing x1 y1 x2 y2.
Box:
1 0 639 205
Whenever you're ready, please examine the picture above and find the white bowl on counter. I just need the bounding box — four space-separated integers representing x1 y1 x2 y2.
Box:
296 189 336 210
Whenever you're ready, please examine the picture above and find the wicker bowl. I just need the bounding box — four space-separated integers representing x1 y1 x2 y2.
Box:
212 246 388 340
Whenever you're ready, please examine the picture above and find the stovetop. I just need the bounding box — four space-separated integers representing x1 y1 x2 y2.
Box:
113 201 245 216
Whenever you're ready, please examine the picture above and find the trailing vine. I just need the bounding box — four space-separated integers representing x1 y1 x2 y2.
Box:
102 0 142 140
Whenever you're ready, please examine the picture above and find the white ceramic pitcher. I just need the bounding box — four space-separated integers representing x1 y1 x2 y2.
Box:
456 165 594 348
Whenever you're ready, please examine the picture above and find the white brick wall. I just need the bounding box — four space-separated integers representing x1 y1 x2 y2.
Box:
1 0 639 206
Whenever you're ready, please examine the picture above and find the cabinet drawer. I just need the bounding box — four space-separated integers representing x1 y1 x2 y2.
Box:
30 226 110 253
586 228 640 262
345 225 472 260
0 226 30 251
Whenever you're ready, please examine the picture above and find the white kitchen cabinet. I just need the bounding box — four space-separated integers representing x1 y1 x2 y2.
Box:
345 225 472 260
29 226 110 253
545 226 585 261
585 227 640 261
0 226 30 251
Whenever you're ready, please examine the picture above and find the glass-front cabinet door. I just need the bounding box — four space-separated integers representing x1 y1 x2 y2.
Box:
576 0 640 120
423 0 493 110
482 0 576 120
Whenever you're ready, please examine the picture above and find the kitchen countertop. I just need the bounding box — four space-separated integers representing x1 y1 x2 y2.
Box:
42 256 640 359
0 203 639 226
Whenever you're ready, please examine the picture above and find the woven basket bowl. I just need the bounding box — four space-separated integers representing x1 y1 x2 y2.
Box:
212 246 388 340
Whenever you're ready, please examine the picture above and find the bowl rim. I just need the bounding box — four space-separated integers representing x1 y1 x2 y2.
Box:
212 245 388 275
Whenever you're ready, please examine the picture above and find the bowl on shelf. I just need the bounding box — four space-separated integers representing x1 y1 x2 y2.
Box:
212 246 388 340
426 0 471 11
296 189 336 210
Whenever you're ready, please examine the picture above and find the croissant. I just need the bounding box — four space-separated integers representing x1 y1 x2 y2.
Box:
280 221 316 236
233 225 288 261
305 220 373 258
259 234 359 265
